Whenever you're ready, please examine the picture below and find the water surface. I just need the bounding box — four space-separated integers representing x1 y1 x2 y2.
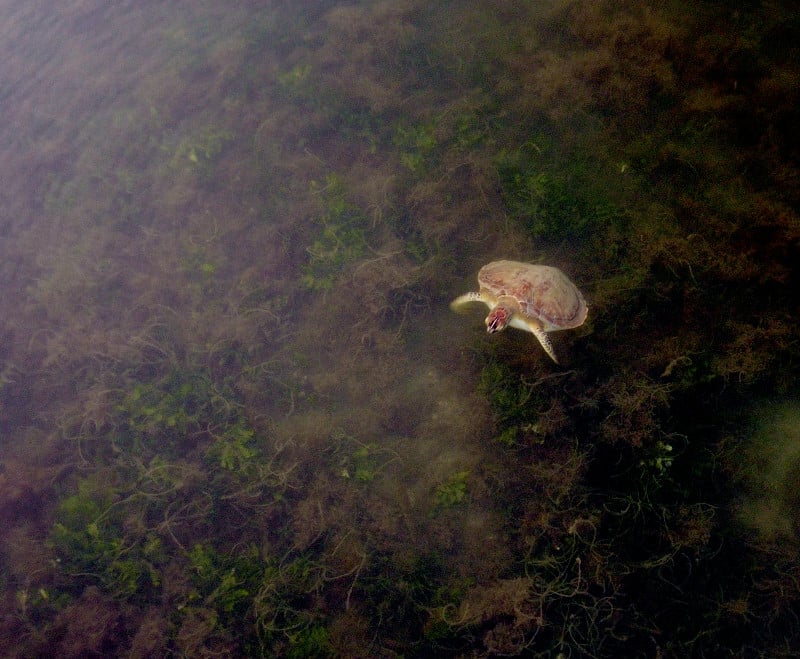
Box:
1 1 799 656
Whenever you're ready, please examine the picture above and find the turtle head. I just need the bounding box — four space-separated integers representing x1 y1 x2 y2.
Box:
485 305 512 333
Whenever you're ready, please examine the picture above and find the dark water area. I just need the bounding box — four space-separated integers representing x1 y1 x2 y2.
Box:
1 0 799 656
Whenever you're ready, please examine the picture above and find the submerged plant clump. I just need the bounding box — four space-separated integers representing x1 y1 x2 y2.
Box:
496 139 629 244
301 174 369 292
171 126 235 178
434 470 469 509
393 120 438 174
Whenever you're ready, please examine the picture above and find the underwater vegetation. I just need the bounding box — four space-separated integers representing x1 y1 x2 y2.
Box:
496 137 630 244
301 174 370 292
1 0 800 657
171 126 235 180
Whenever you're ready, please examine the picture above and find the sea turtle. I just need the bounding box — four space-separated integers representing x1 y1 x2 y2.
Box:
450 259 588 363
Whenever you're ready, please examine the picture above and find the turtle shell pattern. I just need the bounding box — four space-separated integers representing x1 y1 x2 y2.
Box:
478 260 587 332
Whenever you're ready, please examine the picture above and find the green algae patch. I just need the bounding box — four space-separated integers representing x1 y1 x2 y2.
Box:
301 174 369 292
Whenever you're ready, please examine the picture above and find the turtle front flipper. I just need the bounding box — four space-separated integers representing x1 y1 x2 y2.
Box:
530 325 559 363
450 291 486 313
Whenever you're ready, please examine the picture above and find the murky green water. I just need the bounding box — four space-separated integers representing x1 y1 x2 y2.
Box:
1 1 799 656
